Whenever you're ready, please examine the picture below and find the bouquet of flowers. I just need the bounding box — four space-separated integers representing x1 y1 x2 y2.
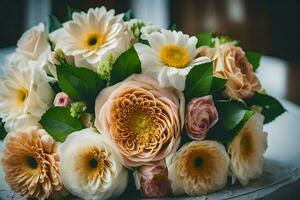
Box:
0 6 285 200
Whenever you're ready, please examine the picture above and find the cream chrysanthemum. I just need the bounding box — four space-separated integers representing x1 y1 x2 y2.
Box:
134 29 210 91
60 128 128 200
228 113 267 185
0 63 54 131
1 126 62 200
51 7 133 71
167 140 229 196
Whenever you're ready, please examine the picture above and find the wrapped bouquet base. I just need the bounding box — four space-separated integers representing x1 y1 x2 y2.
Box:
0 5 288 200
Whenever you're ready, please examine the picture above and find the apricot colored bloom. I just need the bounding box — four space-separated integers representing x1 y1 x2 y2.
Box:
167 140 229 196
200 44 261 100
95 74 184 167
1 126 62 200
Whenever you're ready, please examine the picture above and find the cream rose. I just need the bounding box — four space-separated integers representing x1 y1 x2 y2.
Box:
200 44 261 100
16 23 50 61
185 95 218 140
95 74 184 167
60 128 128 200
228 113 267 185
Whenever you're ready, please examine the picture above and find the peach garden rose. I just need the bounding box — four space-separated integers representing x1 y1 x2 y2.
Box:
95 74 184 167
200 44 261 101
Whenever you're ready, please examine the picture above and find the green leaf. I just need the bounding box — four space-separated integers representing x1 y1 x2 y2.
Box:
206 100 254 144
210 77 227 93
184 62 213 99
47 14 62 33
66 6 81 21
196 32 212 47
0 119 7 140
168 23 177 31
57 63 105 109
245 51 262 72
40 107 84 142
123 10 134 21
245 92 286 123
110 47 141 85
217 101 254 131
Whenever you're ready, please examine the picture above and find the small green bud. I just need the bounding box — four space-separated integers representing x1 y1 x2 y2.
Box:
212 36 239 47
70 102 87 118
97 54 116 81
48 49 67 65
126 19 145 40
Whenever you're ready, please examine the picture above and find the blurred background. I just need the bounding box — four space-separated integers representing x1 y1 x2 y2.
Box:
0 0 299 105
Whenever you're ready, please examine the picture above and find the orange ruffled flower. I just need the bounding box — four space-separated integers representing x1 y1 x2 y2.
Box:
95 74 184 167
1 126 62 200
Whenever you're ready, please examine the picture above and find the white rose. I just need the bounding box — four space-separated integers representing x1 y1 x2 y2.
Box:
60 128 128 200
16 23 50 61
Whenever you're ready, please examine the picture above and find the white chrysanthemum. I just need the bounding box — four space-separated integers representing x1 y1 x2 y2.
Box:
166 140 229 196
134 29 211 91
60 128 128 200
228 113 267 185
51 7 133 71
0 63 54 131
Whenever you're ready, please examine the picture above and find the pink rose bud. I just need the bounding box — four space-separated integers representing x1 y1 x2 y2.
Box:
185 95 218 140
134 161 171 198
53 92 71 107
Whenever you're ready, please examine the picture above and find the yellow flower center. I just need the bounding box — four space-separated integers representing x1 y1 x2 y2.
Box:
128 111 155 144
77 147 114 188
160 45 190 68
111 91 171 156
17 87 28 107
83 32 106 50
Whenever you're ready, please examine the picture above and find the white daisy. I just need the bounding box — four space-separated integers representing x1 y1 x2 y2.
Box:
228 113 267 185
0 62 54 131
51 7 133 71
134 29 211 91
